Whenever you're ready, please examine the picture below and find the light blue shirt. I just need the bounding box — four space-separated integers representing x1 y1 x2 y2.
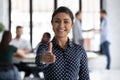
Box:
72 19 83 44
101 18 109 44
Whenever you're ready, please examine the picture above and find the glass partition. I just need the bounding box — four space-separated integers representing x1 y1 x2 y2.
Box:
11 0 30 41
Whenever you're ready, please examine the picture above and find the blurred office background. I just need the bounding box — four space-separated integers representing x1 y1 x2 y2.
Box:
0 0 120 80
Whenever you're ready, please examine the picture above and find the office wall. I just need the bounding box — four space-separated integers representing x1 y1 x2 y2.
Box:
0 0 9 41
0 0 9 30
106 0 120 69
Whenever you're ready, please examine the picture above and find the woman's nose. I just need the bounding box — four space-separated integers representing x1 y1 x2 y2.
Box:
59 21 64 28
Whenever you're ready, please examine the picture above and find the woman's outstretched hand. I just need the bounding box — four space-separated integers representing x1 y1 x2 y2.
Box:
41 42 56 64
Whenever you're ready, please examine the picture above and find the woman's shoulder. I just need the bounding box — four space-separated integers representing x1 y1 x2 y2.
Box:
71 42 85 51
9 45 17 50
72 42 83 48
70 42 87 57
73 42 85 50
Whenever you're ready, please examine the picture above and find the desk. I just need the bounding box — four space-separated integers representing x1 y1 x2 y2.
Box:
14 52 98 63
13 52 98 78
13 53 35 63
87 52 99 59
13 53 41 78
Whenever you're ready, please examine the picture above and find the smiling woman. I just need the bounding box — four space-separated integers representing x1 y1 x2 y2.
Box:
51 13 72 41
35 6 90 80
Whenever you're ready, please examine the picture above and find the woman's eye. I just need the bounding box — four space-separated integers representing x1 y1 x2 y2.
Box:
54 20 60 23
64 21 69 24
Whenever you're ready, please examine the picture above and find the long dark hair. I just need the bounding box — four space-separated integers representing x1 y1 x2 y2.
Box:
0 30 12 52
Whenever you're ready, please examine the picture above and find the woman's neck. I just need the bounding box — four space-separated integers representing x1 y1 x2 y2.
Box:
55 37 68 49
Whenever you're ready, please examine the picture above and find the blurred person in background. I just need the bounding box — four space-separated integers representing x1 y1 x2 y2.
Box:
10 25 32 54
40 32 51 44
10 25 32 77
72 11 94 52
0 30 26 80
72 11 84 45
34 32 51 53
31 32 51 78
100 10 111 69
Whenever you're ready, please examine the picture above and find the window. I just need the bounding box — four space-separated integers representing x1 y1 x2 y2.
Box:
10 0 100 51
32 0 54 48
82 0 100 51
11 0 30 41
57 0 79 15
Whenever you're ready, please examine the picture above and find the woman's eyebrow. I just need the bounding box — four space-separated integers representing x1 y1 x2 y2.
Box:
64 19 70 21
54 18 70 21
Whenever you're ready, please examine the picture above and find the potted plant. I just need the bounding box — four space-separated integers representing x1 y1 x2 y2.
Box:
0 23 5 41
0 23 5 32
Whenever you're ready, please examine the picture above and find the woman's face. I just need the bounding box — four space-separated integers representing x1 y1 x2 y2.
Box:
41 34 50 44
52 13 73 38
